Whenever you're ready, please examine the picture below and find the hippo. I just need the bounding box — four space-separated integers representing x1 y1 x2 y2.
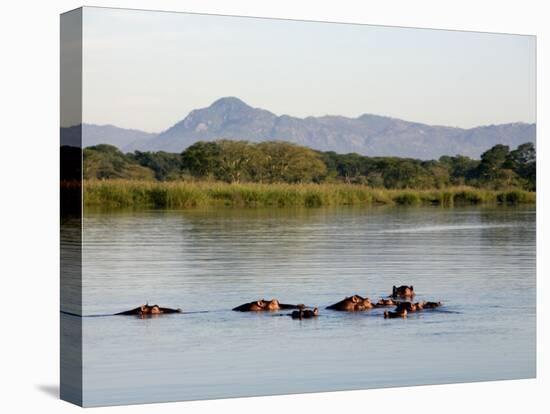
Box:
232 299 266 312
355 297 375 311
390 285 415 299
232 299 300 312
116 304 182 317
420 301 442 309
263 299 301 311
375 298 400 307
384 308 407 319
291 306 319 320
326 295 374 312
394 301 422 313
394 301 442 313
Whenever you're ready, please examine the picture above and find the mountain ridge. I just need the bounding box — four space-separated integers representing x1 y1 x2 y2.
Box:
75 97 535 159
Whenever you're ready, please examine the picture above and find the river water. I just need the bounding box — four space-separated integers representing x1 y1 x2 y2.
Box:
66 206 535 406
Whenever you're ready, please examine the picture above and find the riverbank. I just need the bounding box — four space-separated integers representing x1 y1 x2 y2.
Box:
81 180 536 209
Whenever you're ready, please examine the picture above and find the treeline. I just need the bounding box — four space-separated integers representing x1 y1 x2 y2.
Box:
83 140 536 190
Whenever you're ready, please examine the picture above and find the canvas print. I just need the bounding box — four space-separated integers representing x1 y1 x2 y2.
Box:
60 6 536 407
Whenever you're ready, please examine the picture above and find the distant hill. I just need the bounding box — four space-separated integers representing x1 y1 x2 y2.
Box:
62 124 157 152
69 97 536 159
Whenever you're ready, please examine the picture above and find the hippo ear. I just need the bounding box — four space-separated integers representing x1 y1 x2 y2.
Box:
410 286 414 291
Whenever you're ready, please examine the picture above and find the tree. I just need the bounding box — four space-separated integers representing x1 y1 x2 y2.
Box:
83 145 154 180
380 159 430 189
336 153 364 183
506 142 536 189
439 155 479 185
215 140 256 183
130 150 182 180
181 141 221 178
427 162 450 188
257 141 327 183
477 144 510 182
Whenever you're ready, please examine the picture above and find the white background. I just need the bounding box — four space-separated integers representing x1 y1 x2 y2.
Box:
0 0 547 412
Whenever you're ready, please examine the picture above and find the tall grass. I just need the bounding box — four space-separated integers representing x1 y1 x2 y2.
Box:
83 180 536 209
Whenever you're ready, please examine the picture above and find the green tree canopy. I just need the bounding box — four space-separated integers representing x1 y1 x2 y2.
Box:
130 150 183 180
82 141 535 191
478 144 511 182
83 145 154 180
256 141 327 183
506 142 536 189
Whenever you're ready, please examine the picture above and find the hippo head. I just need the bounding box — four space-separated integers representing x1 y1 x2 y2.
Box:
423 301 442 309
247 299 265 311
393 285 415 297
350 295 362 303
150 305 161 314
140 304 153 315
356 297 373 310
265 299 280 311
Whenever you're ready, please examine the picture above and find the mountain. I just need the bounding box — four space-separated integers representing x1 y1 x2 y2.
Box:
143 97 536 159
72 97 536 159
62 124 158 151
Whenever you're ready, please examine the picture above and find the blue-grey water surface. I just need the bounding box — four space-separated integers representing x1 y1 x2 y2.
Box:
69 206 535 406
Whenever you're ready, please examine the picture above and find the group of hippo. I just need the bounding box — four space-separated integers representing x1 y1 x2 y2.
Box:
233 300 320 319
117 286 442 320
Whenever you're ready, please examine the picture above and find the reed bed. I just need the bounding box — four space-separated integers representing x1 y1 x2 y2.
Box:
83 180 536 209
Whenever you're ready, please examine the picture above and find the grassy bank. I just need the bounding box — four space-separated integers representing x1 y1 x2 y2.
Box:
82 180 536 209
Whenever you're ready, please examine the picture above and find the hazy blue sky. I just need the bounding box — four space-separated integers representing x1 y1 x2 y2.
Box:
82 7 536 133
